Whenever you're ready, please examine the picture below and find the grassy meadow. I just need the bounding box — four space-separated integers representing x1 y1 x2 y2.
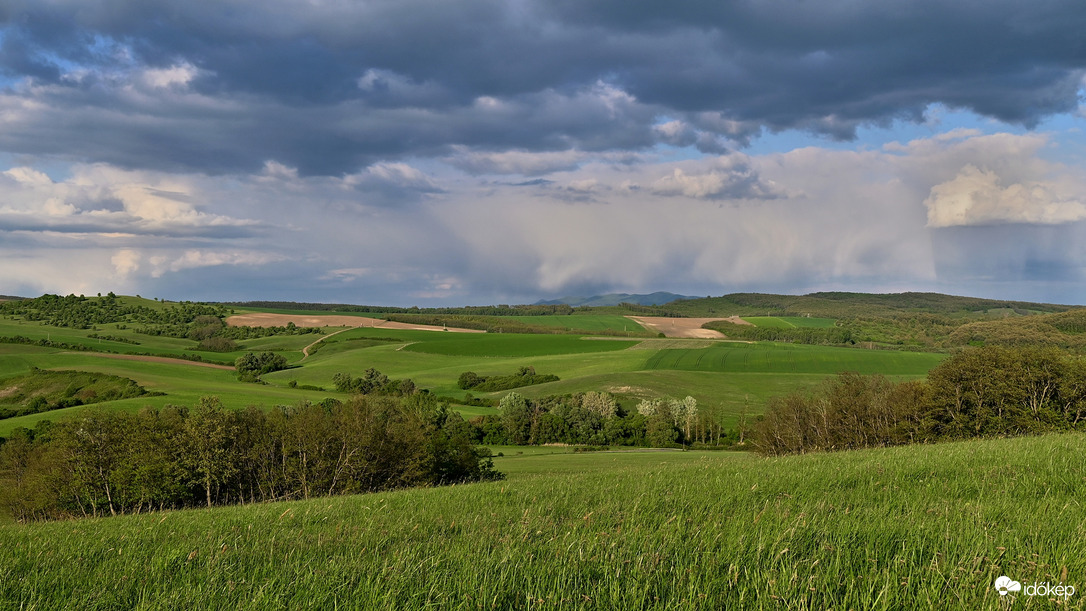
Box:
1 433 1082 609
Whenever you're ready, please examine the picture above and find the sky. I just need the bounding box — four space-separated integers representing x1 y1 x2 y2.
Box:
1 1 1086 306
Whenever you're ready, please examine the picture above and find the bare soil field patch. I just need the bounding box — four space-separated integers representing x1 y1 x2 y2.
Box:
226 313 484 333
626 316 749 339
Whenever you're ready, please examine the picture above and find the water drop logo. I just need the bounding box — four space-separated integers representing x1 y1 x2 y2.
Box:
995 576 1022 596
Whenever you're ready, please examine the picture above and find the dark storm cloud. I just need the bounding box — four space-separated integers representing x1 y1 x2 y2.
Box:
0 0 1084 175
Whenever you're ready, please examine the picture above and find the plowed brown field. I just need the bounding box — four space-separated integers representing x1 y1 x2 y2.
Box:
625 315 751 339
225 312 484 333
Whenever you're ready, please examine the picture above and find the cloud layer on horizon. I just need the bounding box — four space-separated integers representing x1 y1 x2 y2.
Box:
2 130 1085 304
1 1 1086 304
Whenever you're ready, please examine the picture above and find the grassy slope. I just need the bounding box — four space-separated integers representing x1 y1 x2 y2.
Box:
2 433 1082 609
0 345 349 437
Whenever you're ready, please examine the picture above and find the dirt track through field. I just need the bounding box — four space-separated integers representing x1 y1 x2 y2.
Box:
626 316 751 339
225 313 485 333
300 327 353 361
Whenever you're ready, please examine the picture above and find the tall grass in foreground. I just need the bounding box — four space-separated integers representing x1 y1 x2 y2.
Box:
2 434 1084 609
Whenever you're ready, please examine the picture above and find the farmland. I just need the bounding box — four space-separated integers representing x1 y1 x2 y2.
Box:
0 296 949 436
496 314 647 333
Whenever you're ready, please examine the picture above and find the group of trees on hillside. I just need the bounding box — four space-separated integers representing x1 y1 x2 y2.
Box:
0 293 227 330
234 352 290 382
704 321 856 346
332 369 419 396
466 391 738 448
0 395 499 521
457 367 559 392
754 346 1086 455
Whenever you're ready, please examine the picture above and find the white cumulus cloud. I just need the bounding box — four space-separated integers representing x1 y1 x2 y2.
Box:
925 164 1086 227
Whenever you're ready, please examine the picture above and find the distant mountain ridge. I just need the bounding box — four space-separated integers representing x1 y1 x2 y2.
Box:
533 292 700 307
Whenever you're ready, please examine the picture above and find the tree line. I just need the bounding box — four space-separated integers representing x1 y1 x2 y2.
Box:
0 394 499 521
703 321 856 346
0 293 227 330
754 346 1086 455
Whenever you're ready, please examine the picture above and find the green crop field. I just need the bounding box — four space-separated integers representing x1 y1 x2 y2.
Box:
1 432 1082 609
642 341 942 375
0 346 350 437
400 333 638 357
497 314 647 333
741 316 838 328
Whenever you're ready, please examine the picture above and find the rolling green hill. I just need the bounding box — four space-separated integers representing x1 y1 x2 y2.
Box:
666 291 1074 318
1 432 1081 609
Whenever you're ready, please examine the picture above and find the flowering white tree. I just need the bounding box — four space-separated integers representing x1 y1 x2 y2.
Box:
637 398 661 417
581 391 617 418
638 396 697 440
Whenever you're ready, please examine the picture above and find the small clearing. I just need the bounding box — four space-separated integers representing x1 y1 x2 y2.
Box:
626 316 750 339
226 313 484 333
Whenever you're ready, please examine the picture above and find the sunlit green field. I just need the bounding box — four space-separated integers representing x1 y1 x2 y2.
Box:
642 341 942 375
0 345 349 437
741 316 838 328
401 333 637 357
1 433 1082 609
498 314 647 333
